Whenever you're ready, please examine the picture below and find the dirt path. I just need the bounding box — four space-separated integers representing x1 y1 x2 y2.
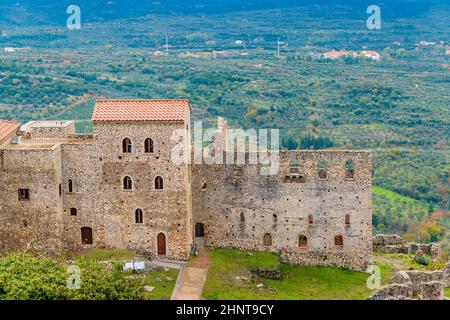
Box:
173 238 210 300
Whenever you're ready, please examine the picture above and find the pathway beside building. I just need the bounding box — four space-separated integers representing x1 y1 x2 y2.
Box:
173 238 210 300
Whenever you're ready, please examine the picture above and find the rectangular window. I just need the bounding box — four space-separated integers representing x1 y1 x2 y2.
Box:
18 189 30 201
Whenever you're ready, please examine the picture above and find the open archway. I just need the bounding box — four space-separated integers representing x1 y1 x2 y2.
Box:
81 227 92 245
195 223 205 237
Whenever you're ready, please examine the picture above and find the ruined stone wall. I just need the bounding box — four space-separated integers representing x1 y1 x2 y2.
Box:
0 114 372 269
371 269 446 300
0 146 64 254
192 150 372 271
24 121 76 139
92 121 192 261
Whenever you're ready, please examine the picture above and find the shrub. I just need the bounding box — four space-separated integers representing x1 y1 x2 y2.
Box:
0 253 144 300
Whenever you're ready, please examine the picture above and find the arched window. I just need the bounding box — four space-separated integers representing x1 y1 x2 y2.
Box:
145 138 154 153
122 138 132 153
201 182 207 191
289 159 299 174
334 235 344 246
240 212 245 223
68 179 73 193
70 208 77 216
299 235 308 248
318 160 327 179
123 176 132 190
308 215 314 225
345 214 351 226
263 233 272 247
135 209 143 224
155 176 164 190
273 214 278 224
345 159 355 179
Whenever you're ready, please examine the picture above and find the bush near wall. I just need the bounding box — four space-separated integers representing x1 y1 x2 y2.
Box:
0 253 144 300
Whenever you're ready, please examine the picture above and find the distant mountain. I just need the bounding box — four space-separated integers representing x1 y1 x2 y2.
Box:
0 0 448 27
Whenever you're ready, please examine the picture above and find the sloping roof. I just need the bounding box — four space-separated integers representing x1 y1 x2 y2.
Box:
0 120 20 143
92 99 190 122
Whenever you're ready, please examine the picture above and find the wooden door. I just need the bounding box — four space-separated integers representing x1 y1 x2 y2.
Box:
157 233 166 255
81 227 93 245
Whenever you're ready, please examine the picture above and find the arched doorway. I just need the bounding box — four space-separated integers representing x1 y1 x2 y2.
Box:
195 223 205 237
157 233 166 255
81 227 92 245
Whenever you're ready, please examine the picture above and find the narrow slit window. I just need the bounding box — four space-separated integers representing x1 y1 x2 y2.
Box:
123 176 133 190
135 209 143 224
18 189 30 201
145 138 154 153
155 176 164 190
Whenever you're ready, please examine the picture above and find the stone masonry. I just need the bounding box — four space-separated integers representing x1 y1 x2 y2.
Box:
0 99 372 270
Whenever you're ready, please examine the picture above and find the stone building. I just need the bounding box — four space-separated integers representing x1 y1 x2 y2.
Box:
0 99 372 270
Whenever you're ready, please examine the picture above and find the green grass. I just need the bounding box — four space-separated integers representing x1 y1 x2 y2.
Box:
445 287 450 299
72 248 179 300
144 268 179 300
202 248 373 300
373 252 427 273
74 248 135 262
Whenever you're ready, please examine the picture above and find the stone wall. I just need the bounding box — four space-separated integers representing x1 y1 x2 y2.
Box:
0 119 192 261
373 234 443 258
371 269 446 300
192 150 372 271
0 114 372 269
91 120 192 261
21 121 75 139
0 144 64 254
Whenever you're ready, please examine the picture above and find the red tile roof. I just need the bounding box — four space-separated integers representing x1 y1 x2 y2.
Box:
0 120 20 143
92 99 190 122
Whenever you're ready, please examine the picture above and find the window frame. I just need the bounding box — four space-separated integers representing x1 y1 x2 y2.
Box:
144 138 155 154
135 208 143 224
122 138 132 154
123 176 133 190
154 176 164 190
18 188 30 201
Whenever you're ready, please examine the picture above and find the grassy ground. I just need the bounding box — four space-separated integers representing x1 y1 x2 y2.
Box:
144 268 179 300
72 249 179 300
202 248 374 300
72 248 135 261
445 287 450 299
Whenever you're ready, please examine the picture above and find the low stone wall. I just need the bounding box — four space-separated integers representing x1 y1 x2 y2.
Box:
373 234 443 258
371 269 446 300
421 281 444 300
250 267 281 280
444 262 450 287
404 270 444 296
373 234 404 246
370 283 414 300
373 234 408 254
280 249 369 271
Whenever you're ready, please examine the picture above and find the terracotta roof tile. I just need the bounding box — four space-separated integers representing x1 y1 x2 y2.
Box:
0 120 20 143
92 99 190 122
